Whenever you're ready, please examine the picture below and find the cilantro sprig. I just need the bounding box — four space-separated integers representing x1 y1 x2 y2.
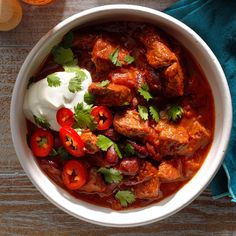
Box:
73 103 96 130
138 83 153 101
124 55 135 64
98 167 123 184
97 135 122 159
52 46 75 66
124 143 136 157
33 115 50 129
84 92 95 105
167 105 184 122
96 80 110 87
109 48 122 67
149 106 160 123
138 105 149 120
115 190 136 207
47 73 61 87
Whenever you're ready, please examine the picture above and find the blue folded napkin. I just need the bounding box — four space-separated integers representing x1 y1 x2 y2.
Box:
164 0 236 200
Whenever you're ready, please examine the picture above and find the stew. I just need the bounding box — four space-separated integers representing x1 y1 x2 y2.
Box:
24 22 215 210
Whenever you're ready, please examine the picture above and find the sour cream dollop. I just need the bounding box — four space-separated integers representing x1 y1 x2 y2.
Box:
23 70 92 131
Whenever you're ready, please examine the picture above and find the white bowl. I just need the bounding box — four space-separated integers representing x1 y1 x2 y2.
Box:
10 5 232 227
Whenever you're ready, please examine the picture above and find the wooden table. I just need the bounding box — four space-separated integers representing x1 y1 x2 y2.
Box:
1 0 235 235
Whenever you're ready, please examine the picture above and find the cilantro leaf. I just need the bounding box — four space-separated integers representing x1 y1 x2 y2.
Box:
74 103 96 130
49 148 58 157
115 190 136 207
97 135 123 158
33 115 50 129
63 64 80 73
167 104 184 122
124 55 135 64
96 80 110 87
138 105 149 120
124 143 136 157
138 83 153 101
149 106 160 123
52 46 75 66
62 32 74 49
98 167 123 184
109 48 122 67
68 77 82 93
47 73 61 87
113 143 122 159
96 135 114 151
84 92 95 105
67 69 86 93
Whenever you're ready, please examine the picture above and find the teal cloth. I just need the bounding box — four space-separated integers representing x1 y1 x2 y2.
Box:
164 0 236 200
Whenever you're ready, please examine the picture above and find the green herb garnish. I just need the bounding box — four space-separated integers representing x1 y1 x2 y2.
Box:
124 55 135 64
124 143 136 157
47 73 61 87
62 32 74 49
52 46 75 66
96 80 110 87
138 83 153 101
84 92 95 105
73 103 96 130
149 106 160 123
138 105 149 121
33 115 50 129
98 167 123 184
115 190 136 207
109 48 122 67
167 105 184 122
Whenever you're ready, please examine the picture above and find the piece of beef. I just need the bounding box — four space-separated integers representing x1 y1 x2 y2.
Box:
156 120 211 157
182 157 201 179
92 36 130 72
133 176 160 199
79 168 106 193
162 61 184 97
113 110 150 138
135 26 177 68
80 130 99 154
108 67 139 89
157 120 189 156
158 159 184 183
186 120 211 154
123 161 158 186
88 82 132 106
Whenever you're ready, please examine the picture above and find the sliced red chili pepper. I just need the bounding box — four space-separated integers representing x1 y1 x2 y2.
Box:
56 107 75 127
59 126 85 157
30 128 54 157
62 160 87 190
91 106 113 130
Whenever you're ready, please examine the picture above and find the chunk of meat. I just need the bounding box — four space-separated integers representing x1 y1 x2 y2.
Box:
108 67 138 89
162 61 184 97
79 168 106 193
157 120 189 156
80 130 99 154
143 68 162 93
158 159 184 183
182 157 201 179
156 120 211 157
113 110 150 138
186 120 211 154
92 36 129 72
133 177 160 199
135 26 177 68
88 83 132 106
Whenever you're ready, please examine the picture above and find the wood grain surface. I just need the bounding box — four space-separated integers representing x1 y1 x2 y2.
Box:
1 0 236 235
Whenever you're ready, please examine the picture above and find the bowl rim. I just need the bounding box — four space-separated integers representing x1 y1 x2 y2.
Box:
10 4 232 227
